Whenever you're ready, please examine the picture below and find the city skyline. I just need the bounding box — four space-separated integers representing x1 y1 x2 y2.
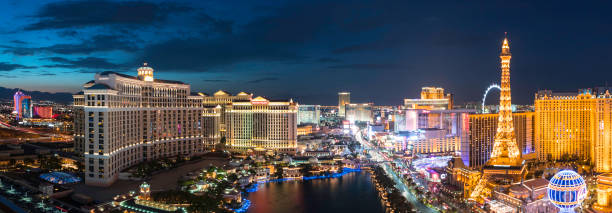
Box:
0 2 607 212
1 1 612 105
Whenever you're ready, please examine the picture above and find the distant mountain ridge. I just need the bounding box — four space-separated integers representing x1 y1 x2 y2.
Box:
0 86 73 104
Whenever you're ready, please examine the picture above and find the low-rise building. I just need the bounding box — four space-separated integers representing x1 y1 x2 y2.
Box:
302 150 332 158
282 167 302 179
255 167 270 181
297 125 314 136
492 178 557 213
595 173 612 212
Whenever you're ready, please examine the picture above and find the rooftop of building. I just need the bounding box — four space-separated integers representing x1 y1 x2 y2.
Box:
190 92 209 97
233 96 291 103
120 199 183 213
522 178 548 190
420 128 445 131
207 90 252 97
404 98 450 101
346 102 373 105
448 156 467 169
213 90 231 96
86 83 112 90
98 71 186 85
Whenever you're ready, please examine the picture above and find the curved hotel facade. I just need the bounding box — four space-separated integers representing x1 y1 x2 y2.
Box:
73 63 211 186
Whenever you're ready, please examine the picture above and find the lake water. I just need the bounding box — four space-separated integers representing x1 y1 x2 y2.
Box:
247 171 385 213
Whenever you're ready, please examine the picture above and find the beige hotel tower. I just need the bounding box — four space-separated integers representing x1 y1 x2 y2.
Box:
225 96 298 154
73 63 211 186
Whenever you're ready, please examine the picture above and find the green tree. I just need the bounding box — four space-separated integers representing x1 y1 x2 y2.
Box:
40 155 61 171
300 164 313 177
207 166 217 173
228 173 238 182
8 159 16 168
24 158 34 165
274 164 284 179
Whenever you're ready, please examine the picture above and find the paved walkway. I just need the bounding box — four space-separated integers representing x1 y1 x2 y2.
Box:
72 158 228 202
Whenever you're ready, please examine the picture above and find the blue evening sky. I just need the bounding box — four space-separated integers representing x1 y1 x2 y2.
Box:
1 0 612 105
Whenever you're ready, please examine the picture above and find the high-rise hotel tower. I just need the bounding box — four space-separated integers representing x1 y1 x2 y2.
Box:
535 88 612 173
73 63 208 186
465 112 534 169
225 96 298 154
338 92 350 117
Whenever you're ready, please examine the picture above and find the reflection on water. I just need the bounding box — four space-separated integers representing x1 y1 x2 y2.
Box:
247 171 384 213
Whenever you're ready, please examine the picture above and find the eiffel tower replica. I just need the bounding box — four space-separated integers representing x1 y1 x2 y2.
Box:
469 34 526 203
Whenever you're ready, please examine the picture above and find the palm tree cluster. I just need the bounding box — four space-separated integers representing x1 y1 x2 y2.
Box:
372 166 415 213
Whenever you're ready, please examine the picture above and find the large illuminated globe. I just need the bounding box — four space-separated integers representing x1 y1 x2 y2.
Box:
547 170 587 212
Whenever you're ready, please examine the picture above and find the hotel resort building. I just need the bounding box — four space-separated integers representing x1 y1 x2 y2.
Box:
463 112 534 169
345 103 373 124
201 90 252 135
73 63 213 186
297 104 321 125
224 96 298 154
338 92 350 117
535 88 612 173
404 87 453 110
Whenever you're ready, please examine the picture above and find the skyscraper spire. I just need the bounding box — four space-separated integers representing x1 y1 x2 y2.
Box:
501 33 510 55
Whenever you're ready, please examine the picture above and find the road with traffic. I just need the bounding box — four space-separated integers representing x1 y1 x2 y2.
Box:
355 130 437 213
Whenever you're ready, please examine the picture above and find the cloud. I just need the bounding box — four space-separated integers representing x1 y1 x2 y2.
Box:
78 70 103 74
0 62 35 71
11 40 27 44
140 36 303 72
318 57 342 63
331 33 408 54
198 13 233 35
0 74 17 78
2 34 137 55
57 30 78 37
203 79 230 82
328 63 402 70
43 57 123 69
332 42 394 54
430 30 486 46
247 77 279 83
25 0 191 30
138 0 410 72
